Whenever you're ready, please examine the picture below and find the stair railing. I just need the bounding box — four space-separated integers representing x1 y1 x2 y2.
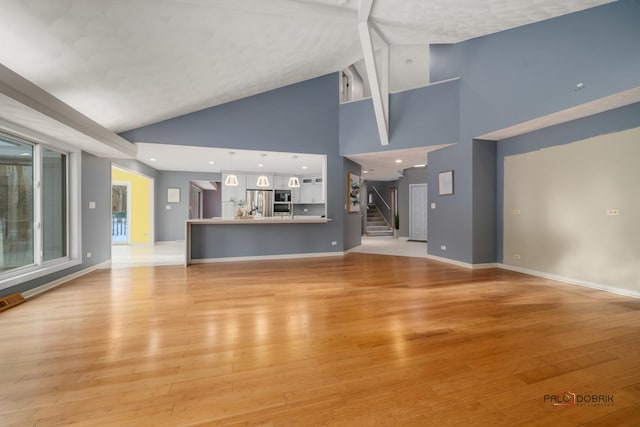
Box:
370 186 391 210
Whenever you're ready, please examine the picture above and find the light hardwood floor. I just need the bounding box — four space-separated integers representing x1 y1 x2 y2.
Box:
1 254 639 426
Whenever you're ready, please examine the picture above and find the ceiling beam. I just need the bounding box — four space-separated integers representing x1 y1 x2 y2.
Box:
357 0 389 146
0 64 136 158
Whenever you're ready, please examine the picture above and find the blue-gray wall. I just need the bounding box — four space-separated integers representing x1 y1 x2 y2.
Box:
122 73 358 253
343 157 363 248
472 140 497 263
156 171 221 241
339 78 459 156
427 0 640 264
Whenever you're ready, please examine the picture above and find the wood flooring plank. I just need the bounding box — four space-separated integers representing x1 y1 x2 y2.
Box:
0 253 638 425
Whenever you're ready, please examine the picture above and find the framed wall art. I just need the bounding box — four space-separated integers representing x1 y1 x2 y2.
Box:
438 170 454 196
167 187 181 203
347 173 361 213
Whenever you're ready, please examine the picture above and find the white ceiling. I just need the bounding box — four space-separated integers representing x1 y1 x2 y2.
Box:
136 143 325 175
346 145 450 181
0 0 614 133
0 0 617 180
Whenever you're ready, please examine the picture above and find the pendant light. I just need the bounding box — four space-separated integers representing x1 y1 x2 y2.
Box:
256 154 270 187
224 152 238 186
288 155 300 188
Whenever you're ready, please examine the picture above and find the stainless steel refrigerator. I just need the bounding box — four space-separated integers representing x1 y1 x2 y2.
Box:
245 189 273 217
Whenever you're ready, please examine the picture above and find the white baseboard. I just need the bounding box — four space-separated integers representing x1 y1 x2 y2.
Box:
22 260 111 299
426 254 498 270
343 246 361 255
498 264 640 299
190 251 345 264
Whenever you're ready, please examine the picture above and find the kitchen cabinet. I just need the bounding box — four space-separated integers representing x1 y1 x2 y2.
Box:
221 173 247 217
273 175 292 190
291 185 301 203
299 175 322 203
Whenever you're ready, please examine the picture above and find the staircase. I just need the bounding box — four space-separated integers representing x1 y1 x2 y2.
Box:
366 204 395 237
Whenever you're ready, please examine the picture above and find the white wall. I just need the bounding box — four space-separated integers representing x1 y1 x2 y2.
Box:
503 127 640 293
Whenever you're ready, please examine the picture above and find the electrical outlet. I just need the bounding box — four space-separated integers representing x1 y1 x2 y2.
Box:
513 254 521 260
606 209 620 216
431 202 436 209
331 241 337 246
304 208 308 212
440 245 446 251
512 209 521 215
86 252 92 258
88 201 96 209
166 205 171 210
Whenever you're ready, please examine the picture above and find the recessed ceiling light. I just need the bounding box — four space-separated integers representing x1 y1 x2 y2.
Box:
20 152 31 156
208 160 215 165
150 158 157 162
394 159 402 164
414 164 426 168
258 163 264 167
363 170 368 174
302 166 308 169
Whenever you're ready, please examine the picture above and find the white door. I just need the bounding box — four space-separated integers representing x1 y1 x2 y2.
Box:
409 184 428 241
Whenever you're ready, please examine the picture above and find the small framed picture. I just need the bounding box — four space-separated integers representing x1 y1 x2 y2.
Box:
438 170 454 196
167 187 180 203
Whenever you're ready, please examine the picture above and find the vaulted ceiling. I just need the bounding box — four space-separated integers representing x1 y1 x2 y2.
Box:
0 0 614 134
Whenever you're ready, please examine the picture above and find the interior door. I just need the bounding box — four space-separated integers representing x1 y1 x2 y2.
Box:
409 184 428 241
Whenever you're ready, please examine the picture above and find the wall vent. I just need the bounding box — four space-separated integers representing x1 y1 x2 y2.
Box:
0 293 25 313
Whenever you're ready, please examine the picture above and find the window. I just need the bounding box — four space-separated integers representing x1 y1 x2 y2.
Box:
0 132 80 289
42 148 67 261
0 138 34 273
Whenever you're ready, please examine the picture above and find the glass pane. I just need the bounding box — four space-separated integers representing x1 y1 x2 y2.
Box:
111 184 128 244
42 148 67 261
0 138 34 272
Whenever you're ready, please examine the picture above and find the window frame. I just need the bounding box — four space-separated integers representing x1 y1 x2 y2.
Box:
0 131 81 290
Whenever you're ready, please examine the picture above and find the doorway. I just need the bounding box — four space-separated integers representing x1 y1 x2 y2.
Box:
111 182 130 244
189 184 202 219
111 166 154 245
189 180 221 219
409 184 428 241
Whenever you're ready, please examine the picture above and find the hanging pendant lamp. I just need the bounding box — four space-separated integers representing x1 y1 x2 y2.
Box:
256 154 270 187
224 152 238 186
256 175 270 187
288 155 300 188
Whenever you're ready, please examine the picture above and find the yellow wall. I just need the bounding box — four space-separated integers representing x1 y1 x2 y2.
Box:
112 168 151 244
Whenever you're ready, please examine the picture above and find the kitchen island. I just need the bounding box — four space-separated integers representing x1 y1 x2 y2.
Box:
185 216 335 265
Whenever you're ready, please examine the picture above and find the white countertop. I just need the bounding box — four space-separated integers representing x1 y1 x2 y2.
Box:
187 216 329 225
